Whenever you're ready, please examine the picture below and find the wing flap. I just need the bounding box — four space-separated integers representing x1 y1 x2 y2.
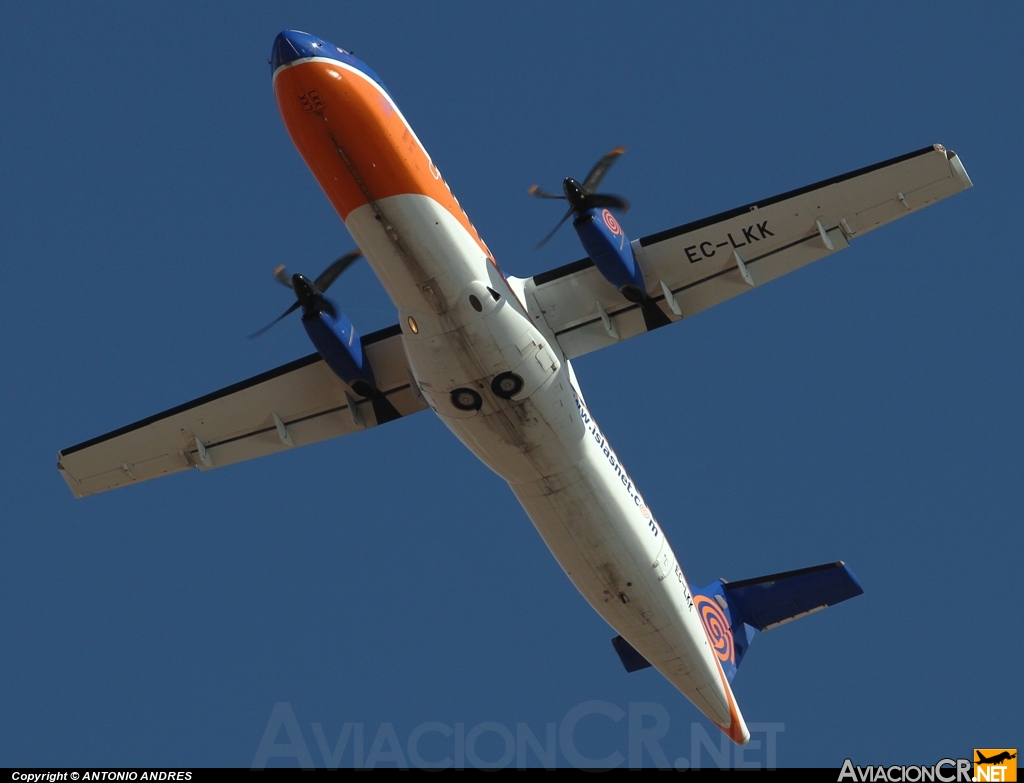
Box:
526 145 971 360
58 325 426 498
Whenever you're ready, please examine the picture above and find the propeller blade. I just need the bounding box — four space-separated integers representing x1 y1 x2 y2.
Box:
587 193 630 213
314 250 362 293
533 205 575 250
273 265 293 288
582 146 626 192
248 301 301 339
527 184 566 200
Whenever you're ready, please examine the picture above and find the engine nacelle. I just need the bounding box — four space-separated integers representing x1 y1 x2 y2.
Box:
573 207 646 301
301 306 377 399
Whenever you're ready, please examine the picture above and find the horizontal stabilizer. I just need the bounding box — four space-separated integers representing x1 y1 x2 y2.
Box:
611 635 652 673
609 562 862 679
690 561 863 682
723 561 864 632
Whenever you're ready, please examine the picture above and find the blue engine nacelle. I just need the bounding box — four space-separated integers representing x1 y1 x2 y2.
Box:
301 306 377 399
571 204 672 330
301 301 402 424
573 207 647 301
534 156 671 331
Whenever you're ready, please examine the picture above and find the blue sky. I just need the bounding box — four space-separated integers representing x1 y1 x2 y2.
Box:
1 2 1020 769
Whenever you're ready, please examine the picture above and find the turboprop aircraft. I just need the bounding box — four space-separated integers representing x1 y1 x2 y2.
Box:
57 30 973 744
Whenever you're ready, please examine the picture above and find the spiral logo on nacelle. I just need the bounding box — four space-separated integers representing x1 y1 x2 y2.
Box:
602 209 622 235
694 595 735 666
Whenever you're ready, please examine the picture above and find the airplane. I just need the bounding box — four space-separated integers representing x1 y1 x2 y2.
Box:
977 752 1017 765
56 30 972 745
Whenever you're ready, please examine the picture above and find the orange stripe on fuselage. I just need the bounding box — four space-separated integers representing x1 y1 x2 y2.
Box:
273 59 495 264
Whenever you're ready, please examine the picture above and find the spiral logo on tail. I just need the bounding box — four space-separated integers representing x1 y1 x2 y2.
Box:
602 209 621 235
695 595 735 666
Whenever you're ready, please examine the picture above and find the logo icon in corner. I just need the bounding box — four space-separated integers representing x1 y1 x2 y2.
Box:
694 594 735 666
975 749 1017 782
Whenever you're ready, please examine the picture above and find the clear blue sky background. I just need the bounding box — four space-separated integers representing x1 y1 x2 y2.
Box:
1 2 1020 769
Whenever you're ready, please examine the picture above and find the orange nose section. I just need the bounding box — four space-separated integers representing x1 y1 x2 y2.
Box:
272 44 496 267
274 61 399 220
272 62 469 226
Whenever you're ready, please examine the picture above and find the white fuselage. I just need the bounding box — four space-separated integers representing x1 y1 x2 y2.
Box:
346 194 743 738
272 51 748 742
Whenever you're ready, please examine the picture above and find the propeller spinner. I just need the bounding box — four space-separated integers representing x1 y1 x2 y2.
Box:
249 250 362 339
528 146 630 249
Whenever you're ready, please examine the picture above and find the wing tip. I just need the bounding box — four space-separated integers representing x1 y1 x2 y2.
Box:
57 459 86 499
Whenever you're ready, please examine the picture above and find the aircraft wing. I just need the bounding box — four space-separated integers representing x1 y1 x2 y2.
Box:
525 144 972 360
58 324 426 498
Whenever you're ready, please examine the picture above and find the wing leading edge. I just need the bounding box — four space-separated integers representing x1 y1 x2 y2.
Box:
525 144 972 359
58 324 427 498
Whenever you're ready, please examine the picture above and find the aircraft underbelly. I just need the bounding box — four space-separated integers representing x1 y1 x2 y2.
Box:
441 374 732 726
345 195 497 317
508 429 732 728
345 193 734 729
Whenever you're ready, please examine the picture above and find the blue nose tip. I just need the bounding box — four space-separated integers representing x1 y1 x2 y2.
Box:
269 30 392 98
271 30 326 72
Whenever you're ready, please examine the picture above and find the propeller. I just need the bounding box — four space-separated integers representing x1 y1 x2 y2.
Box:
528 147 631 249
249 250 362 339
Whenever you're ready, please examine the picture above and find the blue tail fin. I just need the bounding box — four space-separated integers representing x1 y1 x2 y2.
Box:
611 561 863 681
